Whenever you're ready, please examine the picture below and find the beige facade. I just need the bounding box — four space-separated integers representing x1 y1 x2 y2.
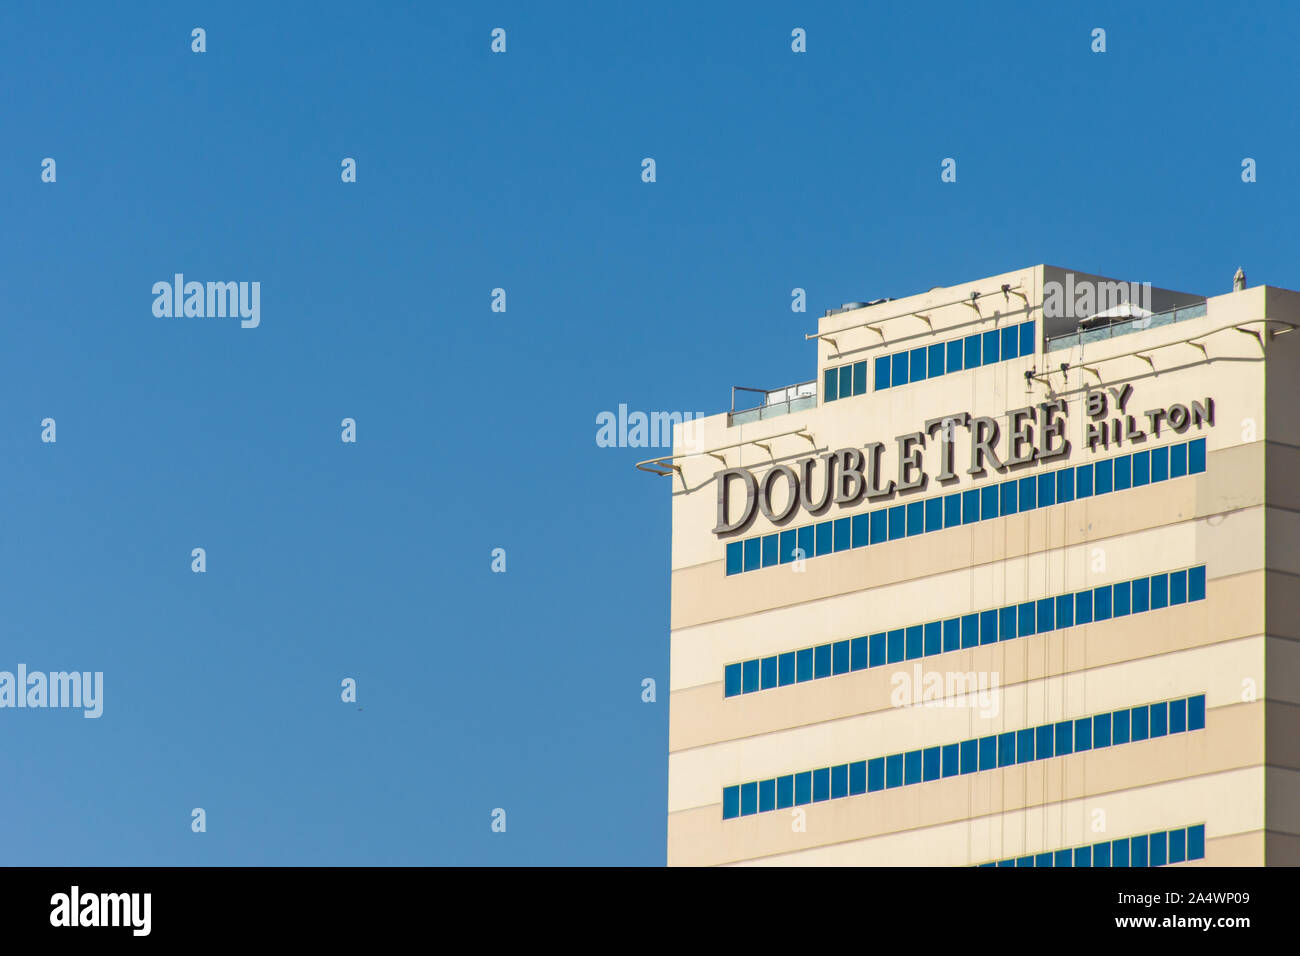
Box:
654 264 1300 866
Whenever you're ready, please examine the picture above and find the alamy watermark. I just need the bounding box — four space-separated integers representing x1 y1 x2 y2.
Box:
1043 273 1151 321
596 404 703 450
890 665 1000 718
152 274 260 328
0 665 103 718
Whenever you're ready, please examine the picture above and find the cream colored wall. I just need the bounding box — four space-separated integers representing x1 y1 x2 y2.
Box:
664 270 1300 866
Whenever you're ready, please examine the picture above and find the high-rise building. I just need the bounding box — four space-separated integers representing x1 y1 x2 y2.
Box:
646 265 1300 866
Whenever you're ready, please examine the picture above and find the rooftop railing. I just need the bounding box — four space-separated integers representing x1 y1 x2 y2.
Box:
727 381 817 426
1045 301 1208 352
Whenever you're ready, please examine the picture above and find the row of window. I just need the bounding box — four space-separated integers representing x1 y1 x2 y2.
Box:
720 694 1206 819
875 320 1037 392
822 361 868 403
976 824 1206 868
724 565 1207 697
725 437 1208 575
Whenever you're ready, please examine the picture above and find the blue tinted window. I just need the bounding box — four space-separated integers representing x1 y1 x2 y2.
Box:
1113 708 1130 744
943 618 961 652
888 505 906 541
1093 585 1112 621
923 746 941 781
797 525 814 561
1189 694 1205 730
998 732 1016 767
852 361 867 396
1076 590 1093 625
1017 602 1035 637
722 785 740 819
960 739 978 774
1076 463 1094 498
981 484 999 520
869 632 886 667
1131 576 1149 613
1094 712 1111 748
796 648 813 682
779 529 797 564
887 629 905 664
833 517 850 553
924 621 942 656
1168 827 1185 864
1057 467 1075 503
839 366 852 401
906 500 924 536
905 625 923 660
744 536 761 571
1055 849 1072 868
925 496 943 532
1149 831 1167 866
886 753 903 788
1112 838 1130 867
742 659 759 693
1001 324 1019 360
1151 445 1169 482
1001 480 1018 515
759 778 775 812
892 352 909 387
870 509 887 544
944 493 962 528
1170 569 1188 605
1131 705 1149 741
1169 697 1186 734
1095 458 1113 495
1055 721 1073 756
823 366 838 402
1114 454 1131 490
1019 476 1037 510
979 736 997 771
1019 321 1036 356
1150 700 1167 738
1057 593 1074 628
1075 718 1092 752
851 513 868 549
1111 580 1131 617
867 758 884 792
1131 834 1148 867
1170 442 1188 478
726 541 743 575
1132 449 1150 486
813 767 830 802
1036 853 1054 867
778 652 795 686
1037 597 1055 633
1189 438 1207 473
874 355 890 390
947 338 964 372
848 636 869 672
964 334 981 368
962 489 980 525
1074 846 1091 867
794 771 812 805
982 329 1001 365
741 781 757 815
1038 471 1056 507
776 775 794 809
1150 573 1168 609
815 521 832 556
999 606 1016 641
1036 723 1054 759
1188 824 1205 860
1094 842 1110 867
962 614 980 649
980 609 998 645
928 343 946 378
942 743 960 777
813 643 830 679
905 749 923 785
910 348 928 383
724 663 742 697
762 534 779 567
849 761 866 795
761 656 777 689
1189 565 1206 601
1017 728 1035 763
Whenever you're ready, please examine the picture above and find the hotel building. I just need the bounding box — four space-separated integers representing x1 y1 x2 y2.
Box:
644 264 1300 866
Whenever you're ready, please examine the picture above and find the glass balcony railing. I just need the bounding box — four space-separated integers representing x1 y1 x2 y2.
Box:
1045 302 1208 352
728 382 817 426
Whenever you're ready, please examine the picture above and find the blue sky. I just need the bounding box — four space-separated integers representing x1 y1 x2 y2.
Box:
0 0 1295 865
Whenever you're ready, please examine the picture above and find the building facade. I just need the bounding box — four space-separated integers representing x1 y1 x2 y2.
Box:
652 264 1300 866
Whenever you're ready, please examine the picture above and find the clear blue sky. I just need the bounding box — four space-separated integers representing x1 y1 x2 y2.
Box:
1 0 1294 865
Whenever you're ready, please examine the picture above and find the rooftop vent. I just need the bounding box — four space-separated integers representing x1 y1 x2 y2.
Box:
823 297 893 317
